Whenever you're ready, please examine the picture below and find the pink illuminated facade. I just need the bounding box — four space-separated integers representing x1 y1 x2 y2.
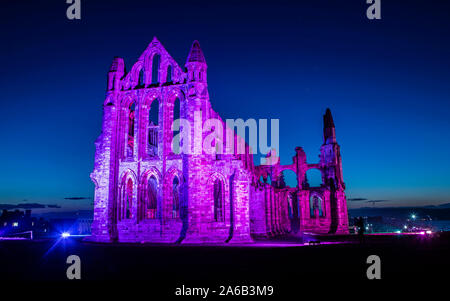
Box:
89 38 348 243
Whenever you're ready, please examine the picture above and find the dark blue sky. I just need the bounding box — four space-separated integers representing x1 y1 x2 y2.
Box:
1 0 449 212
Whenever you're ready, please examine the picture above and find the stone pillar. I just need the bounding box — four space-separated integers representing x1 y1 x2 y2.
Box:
298 190 309 232
90 97 119 242
228 170 253 243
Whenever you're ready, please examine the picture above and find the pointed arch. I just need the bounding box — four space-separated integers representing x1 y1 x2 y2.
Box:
138 167 161 220
128 60 145 88
208 172 228 222
138 68 145 87
213 178 224 222
310 191 325 217
165 167 183 220
142 39 184 83
166 65 172 83
118 169 138 221
151 53 161 84
139 167 162 220
172 176 180 219
120 94 134 108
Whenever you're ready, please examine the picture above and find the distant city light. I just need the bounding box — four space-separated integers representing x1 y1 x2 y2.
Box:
403 225 408 229
411 214 416 219
61 232 71 238
12 222 18 227
426 230 432 234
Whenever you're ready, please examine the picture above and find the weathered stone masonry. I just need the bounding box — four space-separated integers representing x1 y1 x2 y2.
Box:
89 37 349 243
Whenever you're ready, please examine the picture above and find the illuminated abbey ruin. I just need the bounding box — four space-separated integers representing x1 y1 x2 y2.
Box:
89 38 349 243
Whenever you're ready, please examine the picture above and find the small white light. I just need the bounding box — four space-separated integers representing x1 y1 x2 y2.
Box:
403 225 408 229
61 232 71 238
12 222 18 227
426 230 432 234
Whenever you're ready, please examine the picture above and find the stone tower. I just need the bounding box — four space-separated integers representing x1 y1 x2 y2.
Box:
319 108 348 233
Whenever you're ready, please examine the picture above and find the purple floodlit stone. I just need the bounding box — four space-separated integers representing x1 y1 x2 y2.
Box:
88 38 349 244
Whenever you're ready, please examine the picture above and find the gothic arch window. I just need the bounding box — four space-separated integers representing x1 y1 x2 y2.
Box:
172 176 180 219
310 194 324 217
146 176 158 219
147 99 159 157
125 178 133 219
151 54 161 84
119 177 134 221
213 178 224 222
127 102 136 158
166 65 172 83
138 68 145 87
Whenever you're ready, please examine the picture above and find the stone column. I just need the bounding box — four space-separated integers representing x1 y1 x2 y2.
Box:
228 170 253 243
90 97 120 242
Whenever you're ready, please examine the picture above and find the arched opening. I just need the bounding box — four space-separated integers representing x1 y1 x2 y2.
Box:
127 102 136 158
151 54 160 84
276 169 297 188
273 169 297 189
172 97 181 154
126 178 133 219
166 65 172 83
172 176 180 219
147 99 159 157
310 194 324 217
146 176 158 219
304 169 323 188
138 68 145 87
213 178 224 222
119 177 133 221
